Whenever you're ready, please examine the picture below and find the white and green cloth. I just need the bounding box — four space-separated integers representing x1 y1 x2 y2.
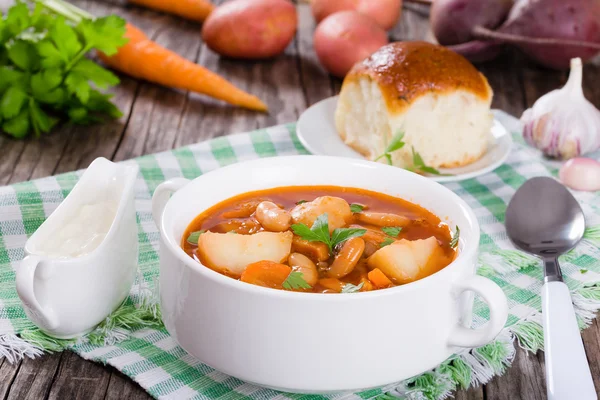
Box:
1 111 600 400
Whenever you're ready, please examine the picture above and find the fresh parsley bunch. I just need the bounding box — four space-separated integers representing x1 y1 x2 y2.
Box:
0 1 127 138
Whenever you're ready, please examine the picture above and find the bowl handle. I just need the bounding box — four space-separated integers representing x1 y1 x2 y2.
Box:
447 275 508 348
16 255 60 330
152 178 191 231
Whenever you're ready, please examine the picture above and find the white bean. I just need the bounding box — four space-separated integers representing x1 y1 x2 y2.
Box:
356 211 410 227
255 201 291 232
327 237 365 278
289 252 319 286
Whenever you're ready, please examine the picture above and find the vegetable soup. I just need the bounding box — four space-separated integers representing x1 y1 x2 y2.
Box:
182 186 458 293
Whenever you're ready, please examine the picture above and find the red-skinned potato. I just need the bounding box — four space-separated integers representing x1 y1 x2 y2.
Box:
201 0 297 59
311 0 402 31
314 11 389 78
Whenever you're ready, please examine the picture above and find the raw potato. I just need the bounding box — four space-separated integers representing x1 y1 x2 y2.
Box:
201 0 297 59
311 0 403 31
367 237 441 284
314 11 388 78
197 231 293 277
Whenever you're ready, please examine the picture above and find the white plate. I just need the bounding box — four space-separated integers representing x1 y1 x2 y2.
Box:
296 96 513 183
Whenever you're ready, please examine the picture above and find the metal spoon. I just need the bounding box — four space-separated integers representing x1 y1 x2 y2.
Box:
506 176 596 400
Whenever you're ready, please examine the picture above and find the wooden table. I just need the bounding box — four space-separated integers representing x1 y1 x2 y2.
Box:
1 0 599 399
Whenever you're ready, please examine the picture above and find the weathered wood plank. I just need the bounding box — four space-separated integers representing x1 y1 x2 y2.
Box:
454 386 484 400
112 14 204 161
173 0 306 147
104 370 152 400
0 140 26 186
52 1 162 174
0 358 21 400
5 354 62 400
0 0 141 181
521 61 566 109
46 352 111 400
391 4 431 43
294 2 335 107
478 50 527 117
485 348 547 400
581 318 600 395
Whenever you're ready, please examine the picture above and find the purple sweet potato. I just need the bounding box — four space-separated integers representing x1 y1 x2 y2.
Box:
431 0 513 45
430 0 600 69
496 0 600 69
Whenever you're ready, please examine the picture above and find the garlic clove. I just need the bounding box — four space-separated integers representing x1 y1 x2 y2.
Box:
559 157 600 192
521 58 600 159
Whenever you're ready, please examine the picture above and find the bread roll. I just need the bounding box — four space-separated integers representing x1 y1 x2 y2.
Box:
335 41 493 169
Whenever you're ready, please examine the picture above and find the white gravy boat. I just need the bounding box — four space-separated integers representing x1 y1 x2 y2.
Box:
16 157 139 338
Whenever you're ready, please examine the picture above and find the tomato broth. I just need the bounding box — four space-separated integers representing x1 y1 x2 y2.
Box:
182 186 457 293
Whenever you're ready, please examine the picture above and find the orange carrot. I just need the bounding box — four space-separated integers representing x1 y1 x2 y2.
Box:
129 0 215 22
359 277 374 292
317 278 343 293
98 24 268 112
368 268 393 288
240 261 291 289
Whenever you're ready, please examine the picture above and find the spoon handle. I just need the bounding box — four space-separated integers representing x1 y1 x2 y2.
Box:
542 281 597 400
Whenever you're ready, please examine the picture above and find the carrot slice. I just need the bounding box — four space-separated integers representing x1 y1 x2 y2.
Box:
359 277 374 292
317 278 344 293
240 261 291 289
368 268 393 288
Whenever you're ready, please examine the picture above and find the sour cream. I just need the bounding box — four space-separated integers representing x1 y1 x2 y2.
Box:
37 202 118 258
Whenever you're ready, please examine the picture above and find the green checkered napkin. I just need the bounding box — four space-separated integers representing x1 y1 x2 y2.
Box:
1 111 600 400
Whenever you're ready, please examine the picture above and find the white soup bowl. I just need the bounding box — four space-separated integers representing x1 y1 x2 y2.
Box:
152 156 508 393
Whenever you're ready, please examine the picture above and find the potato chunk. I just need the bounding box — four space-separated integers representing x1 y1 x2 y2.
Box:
197 231 293 277
367 237 441 284
290 196 352 232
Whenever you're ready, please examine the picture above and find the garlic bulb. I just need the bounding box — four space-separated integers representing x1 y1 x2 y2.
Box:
521 58 600 159
559 158 600 192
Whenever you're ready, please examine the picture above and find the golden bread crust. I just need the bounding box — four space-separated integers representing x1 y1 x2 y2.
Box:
344 41 492 113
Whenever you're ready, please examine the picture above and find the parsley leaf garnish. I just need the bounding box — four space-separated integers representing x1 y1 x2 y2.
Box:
350 203 365 213
409 147 446 176
380 238 395 248
450 226 460 249
341 282 364 293
381 226 402 237
296 200 308 205
580 269 588 274
282 271 312 290
291 213 366 253
331 228 367 249
375 131 405 165
187 230 205 244
372 130 452 176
